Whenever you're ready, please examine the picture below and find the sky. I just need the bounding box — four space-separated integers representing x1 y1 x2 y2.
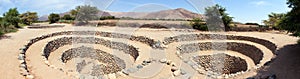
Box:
0 0 291 24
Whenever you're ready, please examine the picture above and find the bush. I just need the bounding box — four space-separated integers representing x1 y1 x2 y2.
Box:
61 14 74 20
190 18 208 31
99 16 115 20
19 11 38 25
291 32 300 37
3 8 21 28
298 39 300 45
58 20 74 24
0 30 3 36
48 13 60 24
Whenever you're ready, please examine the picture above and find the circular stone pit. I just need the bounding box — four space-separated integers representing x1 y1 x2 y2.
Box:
193 53 247 74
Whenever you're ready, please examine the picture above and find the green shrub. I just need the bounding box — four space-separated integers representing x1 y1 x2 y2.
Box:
99 16 115 20
3 8 21 28
19 11 38 25
61 14 75 20
290 31 300 37
0 32 3 36
298 39 300 45
190 18 208 31
58 20 74 24
48 13 60 24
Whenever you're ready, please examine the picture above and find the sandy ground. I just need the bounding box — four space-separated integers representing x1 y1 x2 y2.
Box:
0 23 299 79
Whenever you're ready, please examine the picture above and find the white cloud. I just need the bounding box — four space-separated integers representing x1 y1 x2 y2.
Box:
250 1 271 6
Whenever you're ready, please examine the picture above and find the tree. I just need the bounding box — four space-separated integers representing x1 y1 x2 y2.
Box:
48 13 60 24
190 18 208 31
3 8 21 28
278 0 300 35
70 6 81 17
205 4 233 31
61 14 74 20
263 13 285 29
19 11 38 25
75 5 99 23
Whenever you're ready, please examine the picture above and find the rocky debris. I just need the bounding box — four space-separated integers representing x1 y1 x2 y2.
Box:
60 46 126 76
192 53 247 74
177 42 263 65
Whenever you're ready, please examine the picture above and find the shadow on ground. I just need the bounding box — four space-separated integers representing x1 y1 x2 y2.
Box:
0 35 11 40
256 44 300 79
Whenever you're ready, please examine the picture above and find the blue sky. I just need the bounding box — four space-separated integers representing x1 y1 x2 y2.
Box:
0 0 291 24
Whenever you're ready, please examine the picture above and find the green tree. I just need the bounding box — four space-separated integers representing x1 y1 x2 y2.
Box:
263 13 286 29
190 18 207 31
3 8 21 28
76 5 99 23
61 14 74 20
70 6 81 17
205 4 233 31
278 0 300 35
19 11 38 25
48 13 60 24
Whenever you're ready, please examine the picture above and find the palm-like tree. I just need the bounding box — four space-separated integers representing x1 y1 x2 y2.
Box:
263 13 285 29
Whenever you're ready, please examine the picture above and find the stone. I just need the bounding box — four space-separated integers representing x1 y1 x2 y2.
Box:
26 75 34 79
20 71 29 76
173 70 181 76
141 62 148 66
176 51 181 55
20 64 26 68
18 54 24 60
166 60 172 65
137 65 143 69
171 67 178 72
224 74 229 78
122 70 129 75
144 59 152 63
159 59 167 63
19 60 25 63
44 61 49 65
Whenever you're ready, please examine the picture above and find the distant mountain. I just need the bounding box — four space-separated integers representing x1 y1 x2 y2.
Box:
109 8 203 20
38 15 48 21
109 12 148 18
38 8 202 21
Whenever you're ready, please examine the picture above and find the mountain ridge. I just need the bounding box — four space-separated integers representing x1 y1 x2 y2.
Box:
38 8 203 21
